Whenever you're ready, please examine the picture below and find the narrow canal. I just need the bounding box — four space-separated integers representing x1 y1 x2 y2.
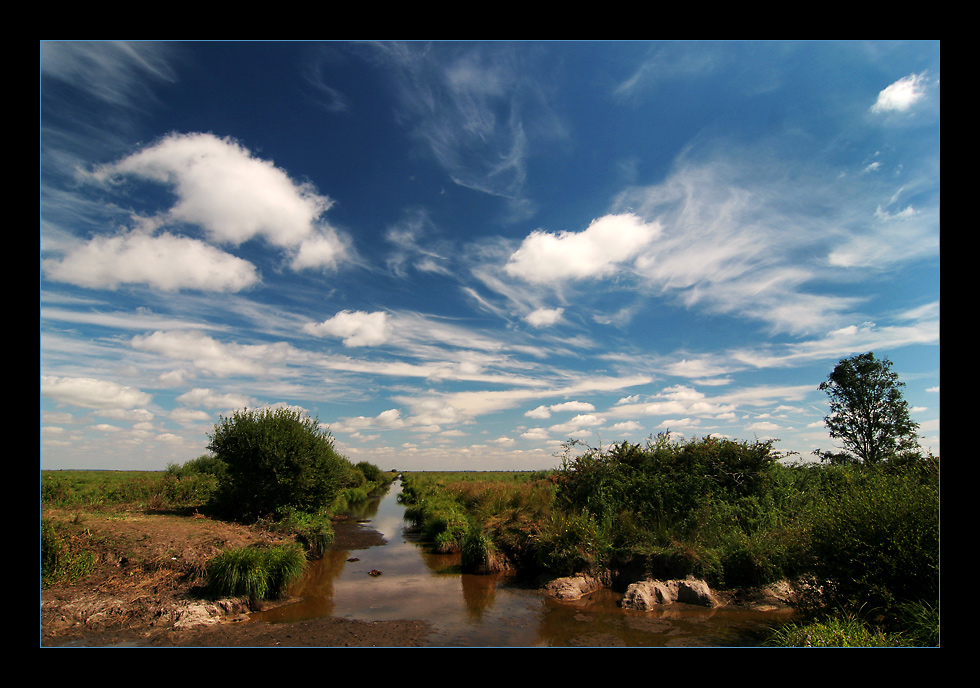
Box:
249 480 791 646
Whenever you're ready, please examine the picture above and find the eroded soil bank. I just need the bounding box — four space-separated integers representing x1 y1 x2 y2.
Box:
40 509 433 647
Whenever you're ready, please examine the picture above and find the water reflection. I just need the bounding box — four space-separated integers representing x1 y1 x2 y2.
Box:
249 480 790 646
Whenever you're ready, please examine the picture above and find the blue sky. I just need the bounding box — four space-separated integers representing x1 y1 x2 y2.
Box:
40 41 940 471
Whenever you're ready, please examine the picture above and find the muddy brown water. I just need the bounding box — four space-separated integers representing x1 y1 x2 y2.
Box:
250 480 792 647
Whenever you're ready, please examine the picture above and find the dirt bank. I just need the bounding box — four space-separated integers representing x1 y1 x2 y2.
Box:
40 508 432 647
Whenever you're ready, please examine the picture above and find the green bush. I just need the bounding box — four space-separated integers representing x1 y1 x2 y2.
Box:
802 465 938 614
167 455 228 480
207 408 353 522
355 460 383 484
534 510 611 576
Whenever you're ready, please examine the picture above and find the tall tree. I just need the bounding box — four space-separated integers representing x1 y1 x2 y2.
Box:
819 352 920 464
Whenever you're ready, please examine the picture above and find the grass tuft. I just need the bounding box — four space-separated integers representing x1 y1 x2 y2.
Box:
205 544 307 601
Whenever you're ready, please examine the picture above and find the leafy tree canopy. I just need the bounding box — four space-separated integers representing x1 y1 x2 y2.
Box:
207 407 352 521
819 352 920 464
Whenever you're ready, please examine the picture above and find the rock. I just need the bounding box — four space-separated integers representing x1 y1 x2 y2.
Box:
676 578 716 606
621 580 677 610
543 574 607 600
621 578 718 610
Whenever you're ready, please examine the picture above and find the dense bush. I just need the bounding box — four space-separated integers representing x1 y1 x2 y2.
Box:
207 408 354 522
167 455 228 480
800 462 939 614
551 435 787 585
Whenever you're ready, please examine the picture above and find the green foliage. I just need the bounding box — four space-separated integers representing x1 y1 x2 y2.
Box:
399 471 554 567
765 613 900 647
801 464 939 614
41 518 95 586
207 407 353 522
40 470 219 510
894 600 940 647
261 508 335 559
819 352 920 464
204 544 307 601
534 510 611 576
167 455 228 480
550 435 787 585
398 441 939 647
355 460 383 484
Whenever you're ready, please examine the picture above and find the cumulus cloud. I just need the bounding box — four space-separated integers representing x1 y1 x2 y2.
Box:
871 74 927 114
524 307 564 327
41 375 152 410
549 413 603 434
333 408 407 433
505 213 661 284
304 310 392 347
42 231 259 292
44 132 354 293
524 400 594 419
93 133 334 246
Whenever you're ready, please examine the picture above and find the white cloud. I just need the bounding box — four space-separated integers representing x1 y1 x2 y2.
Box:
131 330 292 377
606 146 938 335
333 409 407 433
505 213 661 284
304 310 392 347
175 388 254 410
609 420 642 433
88 132 351 270
525 307 564 327
41 41 176 108
549 401 595 413
521 427 550 440
524 400 594 419
525 405 552 419
42 231 259 292
370 42 557 205
549 413 603 435
41 375 152 410
871 74 926 113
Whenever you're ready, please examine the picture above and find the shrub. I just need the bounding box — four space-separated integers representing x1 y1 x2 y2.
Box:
168 455 228 479
207 408 352 522
802 466 938 614
534 510 611 576
355 460 383 484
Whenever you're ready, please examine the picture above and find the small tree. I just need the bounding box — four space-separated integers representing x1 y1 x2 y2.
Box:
207 407 352 522
819 352 920 464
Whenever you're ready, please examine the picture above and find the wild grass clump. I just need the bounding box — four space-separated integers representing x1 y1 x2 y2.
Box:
41 518 95 586
765 613 900 647
205 543 307 602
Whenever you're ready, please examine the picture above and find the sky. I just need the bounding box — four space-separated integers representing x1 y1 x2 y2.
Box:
40 41 940 472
